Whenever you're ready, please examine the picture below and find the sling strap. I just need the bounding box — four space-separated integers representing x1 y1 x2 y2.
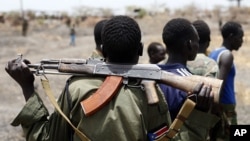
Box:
158 98 196 141
41 77 91 141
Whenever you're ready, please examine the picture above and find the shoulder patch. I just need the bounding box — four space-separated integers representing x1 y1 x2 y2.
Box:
148 124 168 141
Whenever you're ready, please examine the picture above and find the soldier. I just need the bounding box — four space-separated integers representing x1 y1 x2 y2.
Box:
22 18 29 36
69 24 76 46
159 18 219 140
209 21 244 141
147 42 166 64
91 19 108 59
187 20 219 78
187 19 221 141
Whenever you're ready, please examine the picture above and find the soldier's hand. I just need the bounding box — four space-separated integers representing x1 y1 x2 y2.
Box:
5 56 35 101
189 83 214 113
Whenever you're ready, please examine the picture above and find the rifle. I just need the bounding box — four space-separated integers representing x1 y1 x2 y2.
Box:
28 58 222 103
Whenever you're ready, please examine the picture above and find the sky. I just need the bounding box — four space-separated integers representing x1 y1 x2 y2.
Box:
0 0 250 14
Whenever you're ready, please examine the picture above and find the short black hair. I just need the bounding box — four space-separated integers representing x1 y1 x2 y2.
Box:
94 19 108 47
102 15 142 63
162 18 196 53
221 21 242 39
147 42 164 56
192 20 210 44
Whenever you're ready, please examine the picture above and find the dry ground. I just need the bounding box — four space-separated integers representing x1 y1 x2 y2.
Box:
0 15 250 140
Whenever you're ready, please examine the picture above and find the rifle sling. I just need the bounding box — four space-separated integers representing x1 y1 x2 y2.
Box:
40 77 91 141
80 76 123 116
158 98 196 141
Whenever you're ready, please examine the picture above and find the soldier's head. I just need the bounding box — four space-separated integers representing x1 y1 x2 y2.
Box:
94 19 108 52
162 18 199 61
102 15 143 64
192 20 211 53
221 21 244 51
147 42 166 64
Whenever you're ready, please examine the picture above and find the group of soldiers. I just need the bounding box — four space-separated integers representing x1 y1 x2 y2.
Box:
5 15 244 141
147 19 243 141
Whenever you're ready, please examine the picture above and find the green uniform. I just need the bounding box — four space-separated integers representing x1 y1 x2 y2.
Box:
11 76 219 141
90 49 104 59
187 54 219 78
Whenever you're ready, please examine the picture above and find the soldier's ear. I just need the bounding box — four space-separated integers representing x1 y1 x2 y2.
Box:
187 40 192 50
138 42 143 56
102 45 107 58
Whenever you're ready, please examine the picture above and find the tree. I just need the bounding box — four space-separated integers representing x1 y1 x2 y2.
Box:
228 0 243 8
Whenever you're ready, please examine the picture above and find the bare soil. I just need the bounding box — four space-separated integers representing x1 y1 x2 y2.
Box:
0 15 250 140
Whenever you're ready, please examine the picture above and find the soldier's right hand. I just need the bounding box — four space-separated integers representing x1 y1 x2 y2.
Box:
5 57 35 101
189 83 214 113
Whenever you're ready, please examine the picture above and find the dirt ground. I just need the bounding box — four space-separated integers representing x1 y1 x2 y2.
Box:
0 15 250 140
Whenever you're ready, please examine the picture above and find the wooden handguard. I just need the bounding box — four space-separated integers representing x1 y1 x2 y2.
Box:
80 76 123 116
160 71 223 103
141 80 159 104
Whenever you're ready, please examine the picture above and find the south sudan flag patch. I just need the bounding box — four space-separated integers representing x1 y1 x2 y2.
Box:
148 124 168 141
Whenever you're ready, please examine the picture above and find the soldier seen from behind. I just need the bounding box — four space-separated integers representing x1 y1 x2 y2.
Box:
159 18 220 141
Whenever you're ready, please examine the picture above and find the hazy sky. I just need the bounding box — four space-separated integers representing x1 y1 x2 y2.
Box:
0 0 249 13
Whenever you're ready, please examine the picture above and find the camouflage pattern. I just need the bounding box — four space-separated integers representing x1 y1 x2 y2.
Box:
187 54 219 78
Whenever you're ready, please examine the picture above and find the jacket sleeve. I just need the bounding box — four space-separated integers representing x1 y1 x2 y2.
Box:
11 85 73 141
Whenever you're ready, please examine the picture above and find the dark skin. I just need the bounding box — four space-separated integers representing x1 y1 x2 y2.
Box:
149 45 166 64
218 29 244 81
166 26 213 112
198 41 209 54
5 57 34 101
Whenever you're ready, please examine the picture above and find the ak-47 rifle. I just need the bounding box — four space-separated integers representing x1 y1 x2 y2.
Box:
28 57 222 100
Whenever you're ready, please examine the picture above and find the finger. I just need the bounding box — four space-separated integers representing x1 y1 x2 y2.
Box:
193 82 204 94
23 59 31 65
21 61 28 68
203 85 212 106
205 85 212 98
209 91 214 105
5 61 10 73
22 62 32 74
197 85 207 105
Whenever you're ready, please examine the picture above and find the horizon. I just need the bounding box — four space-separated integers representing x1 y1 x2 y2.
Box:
0 0 250 15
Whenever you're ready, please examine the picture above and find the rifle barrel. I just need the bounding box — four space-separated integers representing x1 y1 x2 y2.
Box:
28 64 59 69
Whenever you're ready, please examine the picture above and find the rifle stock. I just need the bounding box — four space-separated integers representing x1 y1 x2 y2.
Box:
160 71 222 103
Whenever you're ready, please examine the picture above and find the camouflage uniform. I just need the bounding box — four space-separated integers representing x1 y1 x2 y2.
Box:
90 49 104 59
187 54 219 78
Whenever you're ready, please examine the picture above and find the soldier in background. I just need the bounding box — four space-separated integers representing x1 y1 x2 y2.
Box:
22 17 29 36
187 20 219 78
147 42 166 64
69 24 76 46
91 19 108 59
